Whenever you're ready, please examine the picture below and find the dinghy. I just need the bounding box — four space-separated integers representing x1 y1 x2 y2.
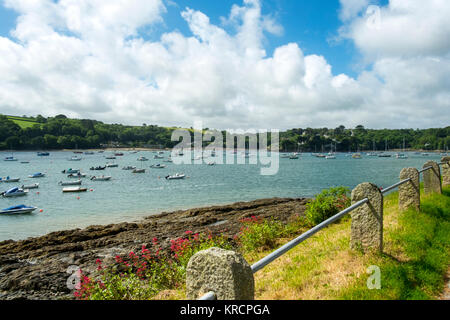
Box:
106 163 119 168
0 205 37 215
122 166 136 170
62 168 80 174
132 169 145 173
90 166 106 171
137 156 149 161
4 156 18 161
68 172 86 178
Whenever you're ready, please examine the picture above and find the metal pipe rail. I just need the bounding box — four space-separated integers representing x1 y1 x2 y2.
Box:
197 161 447 300
381 178 411 195
250 198 369 273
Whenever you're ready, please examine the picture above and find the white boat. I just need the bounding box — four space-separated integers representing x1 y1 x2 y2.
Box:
150 164 166 169
0 205 37 215
122 166 136 170
62 187 88 193
164 158 173 163
68 156 82 161
153 155 164 159
84 151 94 155
68 173 86 178
207 162 216 166
4 156 18 161
106 163 119 168
138 156 149 161
0 177 20 183
90 175 112 181
132 169 146 173
1 187 28 197
289 153 299 159
325 155 336 159
22 183 39 189
165 173 186 180
28 172 45 178
352 153 362 159
59 180 82 186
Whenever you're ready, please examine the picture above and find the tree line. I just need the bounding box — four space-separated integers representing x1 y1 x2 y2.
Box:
0 114 448 152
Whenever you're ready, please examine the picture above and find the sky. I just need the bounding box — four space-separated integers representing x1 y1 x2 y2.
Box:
0 0 448 130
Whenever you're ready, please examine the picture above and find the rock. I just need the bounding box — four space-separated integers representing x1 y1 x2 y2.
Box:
442 157 450 187
423 161 442 195
351 183 383 252
186 247 254 300
399 168 420 211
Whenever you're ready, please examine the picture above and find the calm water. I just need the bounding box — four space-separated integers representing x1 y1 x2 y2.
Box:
0 150 444 241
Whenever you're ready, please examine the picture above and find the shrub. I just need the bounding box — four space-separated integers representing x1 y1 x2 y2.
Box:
305 186 351 226
74 232 232 300
235 216 286 252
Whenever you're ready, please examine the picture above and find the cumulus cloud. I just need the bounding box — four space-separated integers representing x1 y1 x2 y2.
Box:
0 0 448 129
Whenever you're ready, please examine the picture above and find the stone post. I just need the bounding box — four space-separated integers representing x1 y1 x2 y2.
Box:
351 183 383 252
399 168 420 211
422 161 442 195
186 247 254 300
442 156 450 187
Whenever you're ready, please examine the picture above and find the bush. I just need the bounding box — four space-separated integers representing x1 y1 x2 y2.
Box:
74 232 232 300
235 216 286 252
305 186 351 226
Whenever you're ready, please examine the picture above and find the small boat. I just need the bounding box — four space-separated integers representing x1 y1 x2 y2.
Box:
422 153 430 156
105 156 116 160
59 180 82 186
150 164 166 169
122 166 136 170
62 168 80 174
165 173 186 180
98 150 105 153
37 152 50 156
68 156 82 161
378 153 392 158
73 151 83 154
0 177 20 183
1 187 28 197
325 155 336 159
91 175 112 181
84 151 94 155
138 156 149 161
207 162 216 166
106 163 119 168
396 153 408 159
132 169 145 173
28 172 45 178
4 156 18 161
289 154 299 159
114 152 124 156
22 183 39 189
62 187 87 193
352 153 362 159
20 161 30 164
0 205 37 215
164 158 173 163
280 154 291 159
153 155 164 159
90 166 106 171
68 173 86 178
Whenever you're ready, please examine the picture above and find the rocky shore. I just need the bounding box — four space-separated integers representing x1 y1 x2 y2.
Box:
0 197 309 300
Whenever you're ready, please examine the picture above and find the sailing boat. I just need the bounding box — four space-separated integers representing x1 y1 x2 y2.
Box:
378 139 392 157
396 138 408 159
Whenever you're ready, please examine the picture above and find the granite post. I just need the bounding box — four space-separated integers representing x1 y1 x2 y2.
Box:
399 168 420 211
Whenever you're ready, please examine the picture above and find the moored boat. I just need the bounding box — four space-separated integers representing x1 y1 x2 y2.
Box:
132 168 146 173
1 187 28 197
4 156 18 161
122 166 136 170
0 205 37 215
68 172 86 178
150 164 166 169
0 177 20 183
138 156 149 161
28 172 45 178
62 168 80 174
106 163 119 168
165 173 186 180
62 187 88 193
37 152 50 156
90 166 106 171
22 183 39 189
90 175 112 181
59 180 82 186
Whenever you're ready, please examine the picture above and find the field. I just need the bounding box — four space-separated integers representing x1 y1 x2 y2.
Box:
6 115 41 129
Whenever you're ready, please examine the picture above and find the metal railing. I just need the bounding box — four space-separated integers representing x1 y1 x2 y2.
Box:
198 162 446 300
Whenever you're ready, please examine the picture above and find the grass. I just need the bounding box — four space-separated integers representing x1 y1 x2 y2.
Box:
6 115 41 129
249 187 450 300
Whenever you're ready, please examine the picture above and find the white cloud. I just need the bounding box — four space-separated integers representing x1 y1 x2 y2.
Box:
0 0 449 130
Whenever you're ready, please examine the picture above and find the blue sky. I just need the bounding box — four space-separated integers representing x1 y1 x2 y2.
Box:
0 0 448 129
0 0 379 77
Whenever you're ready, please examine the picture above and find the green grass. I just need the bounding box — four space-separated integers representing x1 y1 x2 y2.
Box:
6 115 41 129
